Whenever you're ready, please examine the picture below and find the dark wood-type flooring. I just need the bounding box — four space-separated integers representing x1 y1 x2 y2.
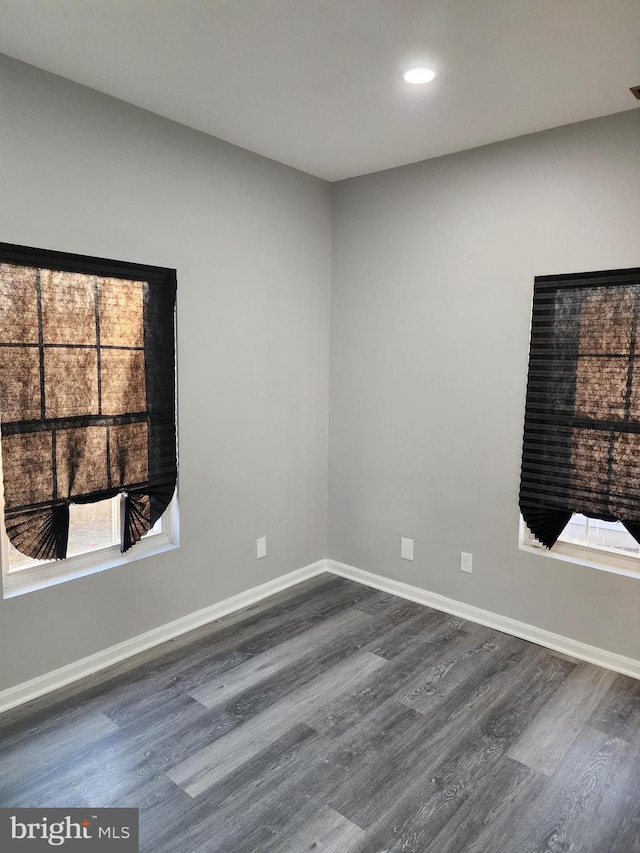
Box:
1 573 640 852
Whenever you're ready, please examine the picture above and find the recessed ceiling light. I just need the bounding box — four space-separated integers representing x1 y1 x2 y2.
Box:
402 66 438 85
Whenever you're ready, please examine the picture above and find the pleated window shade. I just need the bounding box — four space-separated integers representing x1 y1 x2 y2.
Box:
0 243 177 561
520 267 640 549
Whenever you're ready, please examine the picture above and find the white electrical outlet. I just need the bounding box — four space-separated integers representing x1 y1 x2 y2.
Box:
401 537 414 561
257 537 267 559
460 551 472 573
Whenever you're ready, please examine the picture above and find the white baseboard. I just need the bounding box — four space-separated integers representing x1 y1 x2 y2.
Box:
0 560 327 714
2 555 638 715
326 559 640 680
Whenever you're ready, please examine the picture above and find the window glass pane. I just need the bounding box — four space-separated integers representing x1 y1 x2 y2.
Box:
558 513 640 556
586 518 640 554
67 498 119 557
7 541 35 571
560 514 588 543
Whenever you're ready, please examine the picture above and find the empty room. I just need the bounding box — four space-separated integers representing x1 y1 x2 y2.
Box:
0 1 639 851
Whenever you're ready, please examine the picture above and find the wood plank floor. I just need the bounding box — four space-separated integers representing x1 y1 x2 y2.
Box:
1 573 639 852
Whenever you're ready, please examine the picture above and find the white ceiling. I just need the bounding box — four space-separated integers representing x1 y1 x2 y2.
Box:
1 0 639 181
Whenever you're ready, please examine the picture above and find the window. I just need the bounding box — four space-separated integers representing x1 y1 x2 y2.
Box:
520 513 640 577
519 267 640 575
0 243 178 597
559 514 640 555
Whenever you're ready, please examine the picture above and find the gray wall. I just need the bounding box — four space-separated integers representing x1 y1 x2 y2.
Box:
329 110 640 660
0 55 332 690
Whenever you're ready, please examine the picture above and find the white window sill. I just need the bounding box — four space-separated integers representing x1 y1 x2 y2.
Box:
2 535 179 599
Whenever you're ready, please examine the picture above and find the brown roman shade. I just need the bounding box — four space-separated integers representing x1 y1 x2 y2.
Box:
0 242 177 560
520 267 640 548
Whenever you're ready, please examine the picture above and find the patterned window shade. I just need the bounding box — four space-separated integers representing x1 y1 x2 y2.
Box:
520 267 640 549
0 243 177 560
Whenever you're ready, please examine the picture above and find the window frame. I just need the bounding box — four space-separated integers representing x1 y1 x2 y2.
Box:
1 492 179 599
519 515 640 580
519 266 640 575
0 242 179 598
